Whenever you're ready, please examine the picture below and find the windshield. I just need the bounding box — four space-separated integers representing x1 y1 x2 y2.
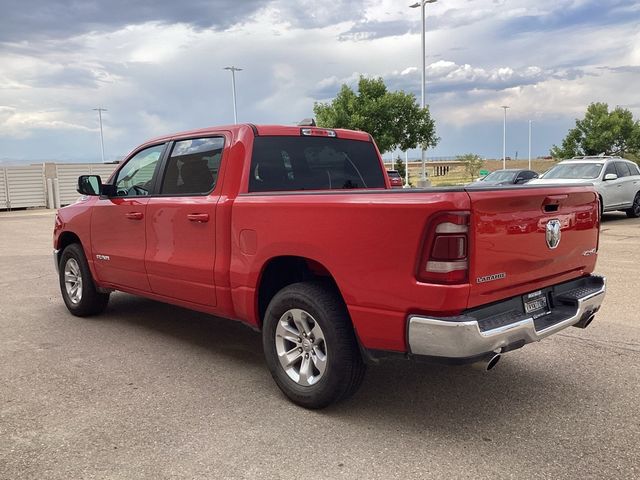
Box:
542 163 603 179
388 171 401 178
482 171 516 183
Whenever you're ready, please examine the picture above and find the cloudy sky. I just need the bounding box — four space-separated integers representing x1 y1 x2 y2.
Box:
1 0 639 164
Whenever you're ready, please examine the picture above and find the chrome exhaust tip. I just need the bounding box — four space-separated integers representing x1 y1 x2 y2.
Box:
574 314 595 329
486 353 501 370
472 353 501 371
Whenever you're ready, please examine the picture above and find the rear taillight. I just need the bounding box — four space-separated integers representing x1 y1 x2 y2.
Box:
417 211 470 284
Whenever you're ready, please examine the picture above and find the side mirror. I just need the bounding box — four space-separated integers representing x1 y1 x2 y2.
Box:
77 175 102 196
603 173 618 181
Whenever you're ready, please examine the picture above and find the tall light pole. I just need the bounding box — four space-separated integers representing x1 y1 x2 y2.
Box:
223 66 242 124
405 150 409 187
410 0 437 187
528 120 532 170
501 105 509 169
93 108 107 163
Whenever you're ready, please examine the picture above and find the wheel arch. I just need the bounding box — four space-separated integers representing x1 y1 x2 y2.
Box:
55 231 83 265
255 255 345 328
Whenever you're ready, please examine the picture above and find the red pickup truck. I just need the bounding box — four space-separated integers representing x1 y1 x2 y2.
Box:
54 124 606 408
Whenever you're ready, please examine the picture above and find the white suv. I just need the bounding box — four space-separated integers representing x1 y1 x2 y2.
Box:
530 156 640 218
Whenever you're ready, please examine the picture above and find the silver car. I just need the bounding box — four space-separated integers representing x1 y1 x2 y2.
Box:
529 156 640 217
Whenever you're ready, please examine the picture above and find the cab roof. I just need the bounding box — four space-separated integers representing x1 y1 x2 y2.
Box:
142 123 372 146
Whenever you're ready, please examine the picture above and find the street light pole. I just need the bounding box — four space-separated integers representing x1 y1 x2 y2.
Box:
501 105 510 169
223 66 242 124
405 150 409 187
528 119 532 170
410 0 437 187
93 108 107 163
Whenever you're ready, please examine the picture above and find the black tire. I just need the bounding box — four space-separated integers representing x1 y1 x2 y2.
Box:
598 196 604 220
262 281 366 409
58 243 110 317
626 192 640 218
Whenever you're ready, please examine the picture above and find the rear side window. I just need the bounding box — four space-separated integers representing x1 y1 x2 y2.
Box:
248 136 385 192
631 163 640 175
161 137 224 195
615 161 632 178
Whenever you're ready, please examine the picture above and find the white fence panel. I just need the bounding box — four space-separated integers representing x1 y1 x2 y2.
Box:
0 169 7 209
5 165 46 209
55 163 119 206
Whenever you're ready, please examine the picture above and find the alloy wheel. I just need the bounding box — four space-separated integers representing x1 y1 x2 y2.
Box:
274 308 327 386
64 258 83 305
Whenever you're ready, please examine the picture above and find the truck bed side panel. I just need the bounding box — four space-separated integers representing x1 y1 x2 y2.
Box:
230 191 471 351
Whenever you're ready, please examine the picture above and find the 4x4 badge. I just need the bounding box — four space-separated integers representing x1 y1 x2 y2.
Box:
546 219 561 249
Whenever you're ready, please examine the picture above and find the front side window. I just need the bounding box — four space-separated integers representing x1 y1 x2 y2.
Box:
114 144 165 197
249 136 385 192
603 163 618 177
161 137 224 195
516 171 538 182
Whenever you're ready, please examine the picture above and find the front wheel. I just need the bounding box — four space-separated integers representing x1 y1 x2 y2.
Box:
626 192 640 218
59 243 110 316
262 281 366 409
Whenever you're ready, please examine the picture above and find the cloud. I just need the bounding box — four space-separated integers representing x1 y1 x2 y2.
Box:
338 19 416 41
1 0 639 162
500 0 639 35
312 61 585 100
0 106 95 138
0 0 269 42
271 0 367 29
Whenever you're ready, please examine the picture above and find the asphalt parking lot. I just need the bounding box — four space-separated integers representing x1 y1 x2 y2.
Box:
1 210 638 479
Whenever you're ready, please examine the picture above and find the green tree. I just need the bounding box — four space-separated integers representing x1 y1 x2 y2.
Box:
394 155 406 178
551 103 640 159
313 76 438 154
458 153 484 179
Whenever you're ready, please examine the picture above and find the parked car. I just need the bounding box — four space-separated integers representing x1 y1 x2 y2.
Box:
53 124 606 408
529 156 640 217
387 169 404 188
468 169 539 186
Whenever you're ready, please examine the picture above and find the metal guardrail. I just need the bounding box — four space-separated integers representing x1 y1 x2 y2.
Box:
0 165 47 210
55 163 118 206
0 162 118 210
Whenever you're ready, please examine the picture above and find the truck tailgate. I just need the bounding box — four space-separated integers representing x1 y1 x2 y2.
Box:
466 186 599 308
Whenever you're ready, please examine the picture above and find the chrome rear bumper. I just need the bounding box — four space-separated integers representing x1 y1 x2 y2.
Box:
408 275 606 359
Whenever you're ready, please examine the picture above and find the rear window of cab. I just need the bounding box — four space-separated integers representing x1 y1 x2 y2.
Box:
248 136 385 192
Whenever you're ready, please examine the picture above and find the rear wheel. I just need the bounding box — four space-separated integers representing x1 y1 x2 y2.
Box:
626 192 640 218
59 243 110 316
262 281 366 409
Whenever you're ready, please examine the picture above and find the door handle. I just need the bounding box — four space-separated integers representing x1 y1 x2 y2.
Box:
187 213 209 223
125 212 144 220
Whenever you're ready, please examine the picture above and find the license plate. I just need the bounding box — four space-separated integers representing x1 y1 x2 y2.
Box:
524 294 548 315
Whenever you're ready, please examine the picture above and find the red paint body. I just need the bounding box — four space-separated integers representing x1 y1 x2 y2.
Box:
54 125 600 353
